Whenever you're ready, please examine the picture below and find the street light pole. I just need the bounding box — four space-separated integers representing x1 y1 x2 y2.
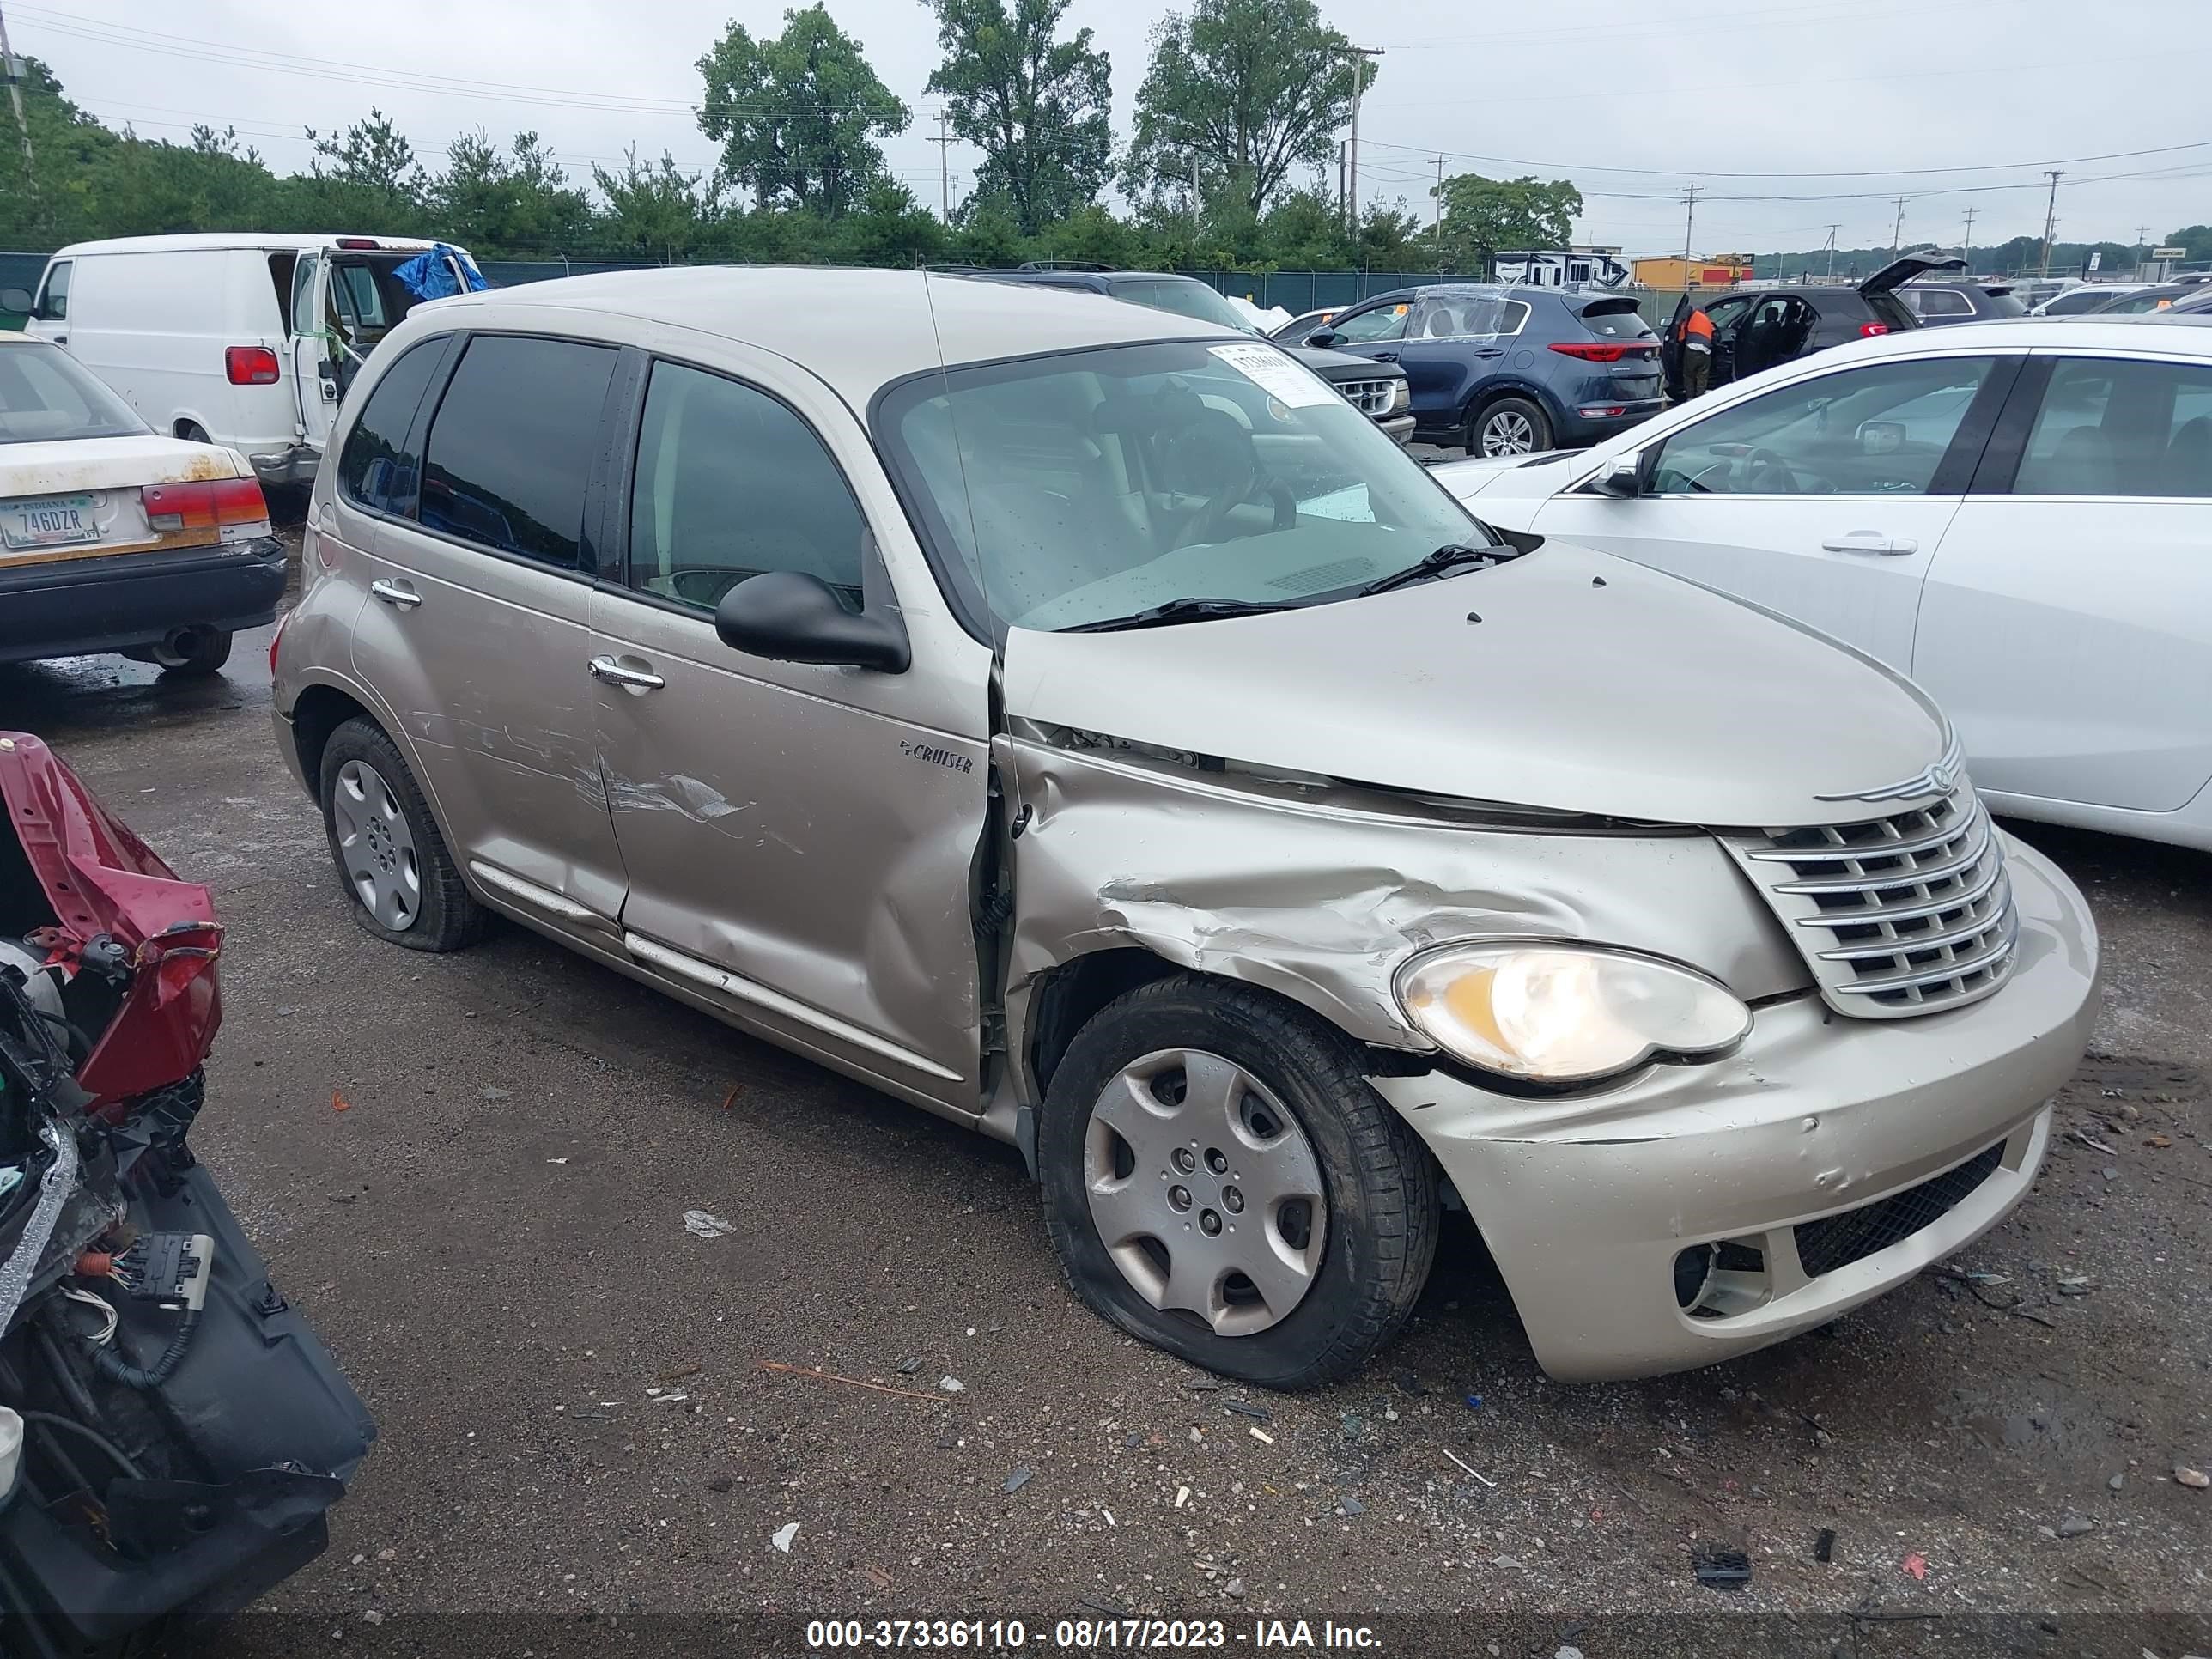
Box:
0 0 40 222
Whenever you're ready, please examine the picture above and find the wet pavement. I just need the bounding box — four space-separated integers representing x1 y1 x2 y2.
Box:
7 550 2210 1655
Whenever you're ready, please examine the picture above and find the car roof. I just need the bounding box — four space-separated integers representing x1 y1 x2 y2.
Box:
419 266 1243 405
46 233 450 257
1778 314 2212 364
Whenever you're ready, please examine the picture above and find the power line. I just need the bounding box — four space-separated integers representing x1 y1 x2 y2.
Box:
1356 132 2212 184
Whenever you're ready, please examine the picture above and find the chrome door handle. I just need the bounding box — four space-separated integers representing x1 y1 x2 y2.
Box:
369 578 422 609
588 655 665 690
1821 532 1917 556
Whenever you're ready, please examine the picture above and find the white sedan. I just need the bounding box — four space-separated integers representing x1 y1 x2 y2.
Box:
1434 314 2212 851
1 331 283 676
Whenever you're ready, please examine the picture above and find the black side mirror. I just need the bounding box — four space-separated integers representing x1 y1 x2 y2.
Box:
714 570 909 672
1304 330 1341 349
0 288 34 313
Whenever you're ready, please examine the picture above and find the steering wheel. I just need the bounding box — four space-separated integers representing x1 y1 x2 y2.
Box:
1174 408 1270 545
1744 447 1802 494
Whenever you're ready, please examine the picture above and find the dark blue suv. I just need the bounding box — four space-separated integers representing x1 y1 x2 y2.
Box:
1297 283 1664 456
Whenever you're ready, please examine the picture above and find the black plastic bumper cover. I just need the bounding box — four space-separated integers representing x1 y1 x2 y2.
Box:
0 538 289 665
0 1156 375 1650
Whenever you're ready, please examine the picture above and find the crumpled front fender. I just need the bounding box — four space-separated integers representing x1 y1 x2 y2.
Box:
1000 736 1808 1102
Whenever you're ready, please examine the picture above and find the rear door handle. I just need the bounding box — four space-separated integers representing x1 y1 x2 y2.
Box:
589 654 665 690
369 578 422 609
1473 348 1505 358
1821 532 1918 556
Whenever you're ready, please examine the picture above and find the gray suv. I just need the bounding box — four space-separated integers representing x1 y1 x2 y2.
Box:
272 268 2096 1389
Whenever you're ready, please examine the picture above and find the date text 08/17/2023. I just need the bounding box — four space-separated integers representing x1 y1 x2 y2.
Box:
805 1619 1384 1650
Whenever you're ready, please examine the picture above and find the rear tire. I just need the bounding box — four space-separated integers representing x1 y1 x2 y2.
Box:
177 421 212 443
150 628 233 678
318 718 487 952
1038 975 1439 1390
1467 396 1551 458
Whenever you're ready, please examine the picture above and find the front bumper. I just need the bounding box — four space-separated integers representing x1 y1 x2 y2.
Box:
0 537 289 665
1370 836 2099 1381
1372 413 1416 445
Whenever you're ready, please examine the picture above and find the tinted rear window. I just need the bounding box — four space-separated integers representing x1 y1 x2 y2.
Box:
339 338 446 514
1977 288 2026 317
419 334 617 569
1579 299 1655 340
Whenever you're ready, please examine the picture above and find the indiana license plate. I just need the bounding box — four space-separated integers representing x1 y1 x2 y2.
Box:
3 494 99 550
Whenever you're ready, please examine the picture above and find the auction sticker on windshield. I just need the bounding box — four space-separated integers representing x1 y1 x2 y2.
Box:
1208 343 1335 408
3 495 99 550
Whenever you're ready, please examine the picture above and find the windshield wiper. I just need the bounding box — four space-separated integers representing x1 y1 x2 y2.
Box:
1357 542 1517 597
1065 596 1293 634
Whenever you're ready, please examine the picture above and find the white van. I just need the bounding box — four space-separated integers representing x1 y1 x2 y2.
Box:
14 234 481 487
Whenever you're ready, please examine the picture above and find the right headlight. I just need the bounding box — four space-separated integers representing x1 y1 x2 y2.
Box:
1389 376 1411 413
1395 943 1750 1085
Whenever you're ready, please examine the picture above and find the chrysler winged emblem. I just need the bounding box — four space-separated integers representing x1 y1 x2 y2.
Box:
1818 733 1964 805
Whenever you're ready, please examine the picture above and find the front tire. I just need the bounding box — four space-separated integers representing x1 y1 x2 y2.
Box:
318 719 486 951
1468 395 1551 457
1039 975 1438 1390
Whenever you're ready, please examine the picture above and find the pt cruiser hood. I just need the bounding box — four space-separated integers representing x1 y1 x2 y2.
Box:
1000 541 1948 829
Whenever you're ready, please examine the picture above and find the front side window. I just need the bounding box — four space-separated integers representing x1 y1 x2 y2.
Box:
628 361 868 613
337 339 447 514
1698 295 1756 336
2014 356 2212 498
418 334 617 568
1651 355 1997 495
1328 304 1411 343
878 339 1488 634
0 342 148 444
32 261 70 323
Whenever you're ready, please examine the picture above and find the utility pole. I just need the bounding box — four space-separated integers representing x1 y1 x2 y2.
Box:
1680 180 1698 287
2040 169 2065 273
1961 206 1976 272
1890 195 1907 256
927 111 952 222
0 0 40 223
1824 223 1839 280
1191 154 1201 242
1433 154 1446 268
1337 142 1346 229
1342 46 1383 237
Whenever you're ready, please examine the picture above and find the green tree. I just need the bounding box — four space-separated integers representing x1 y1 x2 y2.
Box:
0 56 131 243
591 146 722 260
432 130 593 255
922 0 1112 235
290 108 428 232
1433 173 1582 271
832 179 950 265
1125 0 1365 216
2167 225 2212 263
696 6 908 218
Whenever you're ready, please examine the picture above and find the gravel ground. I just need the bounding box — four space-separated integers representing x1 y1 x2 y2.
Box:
4 532 2207 1658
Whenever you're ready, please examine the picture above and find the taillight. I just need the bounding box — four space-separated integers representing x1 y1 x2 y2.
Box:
335 237 380 249
225 345 282 385
268 608 291 677
1548 341 1653 362
142 477 271 541
1858 322 1892 337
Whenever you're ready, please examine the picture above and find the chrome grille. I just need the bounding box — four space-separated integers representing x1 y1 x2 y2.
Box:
1335 379 1399 416
1719 779 2018 1019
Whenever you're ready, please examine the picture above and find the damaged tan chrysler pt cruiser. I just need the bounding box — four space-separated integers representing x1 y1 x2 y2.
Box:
270 270 2098 1389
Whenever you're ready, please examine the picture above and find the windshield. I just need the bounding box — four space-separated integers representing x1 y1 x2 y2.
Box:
1112 279 1258 334
878 338 1490 634
0 343 148 445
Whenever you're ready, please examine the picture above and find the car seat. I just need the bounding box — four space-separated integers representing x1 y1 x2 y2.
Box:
2036 426 2119 495
2162 415 2212 495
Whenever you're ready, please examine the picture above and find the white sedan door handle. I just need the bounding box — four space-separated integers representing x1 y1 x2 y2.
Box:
369 578 422 609
1821 532 1918 556
588 654 665 690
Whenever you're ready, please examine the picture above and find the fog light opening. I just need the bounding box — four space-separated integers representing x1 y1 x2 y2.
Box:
1673 1243 1718 1311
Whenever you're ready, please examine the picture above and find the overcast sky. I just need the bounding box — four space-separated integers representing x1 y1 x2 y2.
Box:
13 0 2212 256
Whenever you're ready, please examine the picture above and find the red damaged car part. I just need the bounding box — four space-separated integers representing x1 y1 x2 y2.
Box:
0 732 221 1112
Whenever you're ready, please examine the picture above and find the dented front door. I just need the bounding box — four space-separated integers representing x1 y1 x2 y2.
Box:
586 347 994 1108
